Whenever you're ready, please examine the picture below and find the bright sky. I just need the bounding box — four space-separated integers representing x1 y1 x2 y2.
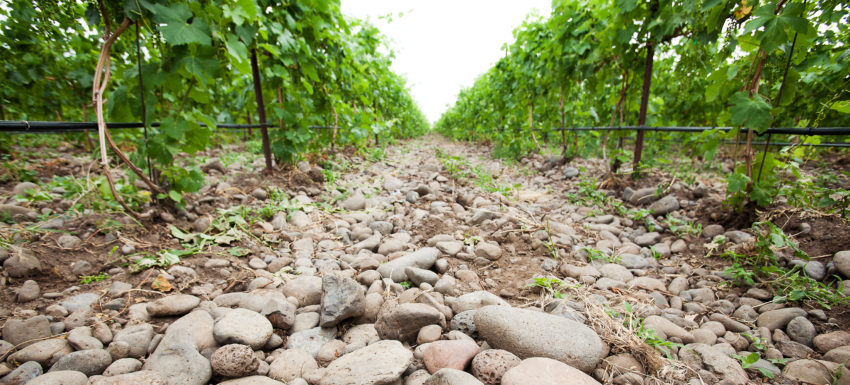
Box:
341 1 552 124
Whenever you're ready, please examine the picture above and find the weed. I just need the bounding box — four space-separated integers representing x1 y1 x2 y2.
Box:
435 148 518 197
583 246 620 263
526 276 564 299
663 215 702 237
607 301 683 359
131 248 197 272
722 221 850 309
79 272 110 284
399 281 411 289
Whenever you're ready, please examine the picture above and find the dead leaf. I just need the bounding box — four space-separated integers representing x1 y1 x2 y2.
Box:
735 0 753 20
151 275 172 292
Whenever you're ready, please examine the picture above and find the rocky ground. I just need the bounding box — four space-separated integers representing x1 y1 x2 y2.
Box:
1 135 850 385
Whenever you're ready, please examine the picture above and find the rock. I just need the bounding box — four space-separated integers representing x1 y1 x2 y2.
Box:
287 327 337 358
691 344 748 385
219 377 286 385
501 357 600 385
563 167 579 178
3 251 42 277
193 216 211 232
644 315 695 343
0 204 37 222
143 331 211 385
1 361 43 385
423 339 480 374
824 346 850 364
289 210 312 228
626 188 658 205
418 324 443 344
214 308 273 350
26 371 88 385
320 340 412 385
211 344 259 378
8 338 71 367
320 275 365 327
470 349 521 385
786 316 816 347
406 267 440 286
48 348 112 375
423 368 484 385
88 370 167 385
342 193 367 211
283 276 325 306
436 241 463 256
835 250 850 277
598 264 633 283
269 348 318 382
317 339 347 366
451 291 509 313
474 242 502 261
252 188 268 200
103 358 143 376
68 327 104 350
649 195 679 215
724 230 753 244
146 294 200 317
376 302 447 343
12 181 38 196
378 248 439 282
782 359 833 384
814 331 850 354
110 323 154 359
57 234 82 249
15 280 40 302
474 305 604 372
450 311 477 336
757 307 807 330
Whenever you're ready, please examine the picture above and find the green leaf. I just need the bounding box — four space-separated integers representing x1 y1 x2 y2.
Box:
145 3 211 46
728 173 751 194
730 92 772 132
85 3 100 26
168 189 183 202
225 35 251 75
831 100 850 114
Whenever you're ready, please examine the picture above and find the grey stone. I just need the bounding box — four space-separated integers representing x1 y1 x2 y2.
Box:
649 195 679 215
14 280 40 302
376 302 447 343
644 315 695 343
320 275 365 327
219 376 286 385
283 276 324 306
474 242 502 261
406 266 440 286
342 193 367 211
563 167 579 178
627 188 658 205
474 305 604 372
214 308 273 350
786 316 816 347
111 323 154 359
68 327 103 350
8 339 72 367
211 344 259 378
146 294 200 317
286 327 337 358
48 348 112 375
26 371 88 385
690 344 748 385
268 348 317 382
757 307 807 330
320 340 412 385
3 316 52 346
423 368 484 385
61 292 100 313
103 358 143 376
0 204 37 222
834 250 850 278
377 247 439 282
3 251 42 277
1 361 43 385
87 370 167 385
142 331 211 385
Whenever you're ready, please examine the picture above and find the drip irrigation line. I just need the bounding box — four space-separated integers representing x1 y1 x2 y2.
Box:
553 126 850 136
0 121 341 134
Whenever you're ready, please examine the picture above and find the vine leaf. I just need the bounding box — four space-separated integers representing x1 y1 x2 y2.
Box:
730 92 772 131
145 3 211 46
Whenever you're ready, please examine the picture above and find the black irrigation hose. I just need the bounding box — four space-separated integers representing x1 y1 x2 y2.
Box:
0 120 338 134
553 126 850 136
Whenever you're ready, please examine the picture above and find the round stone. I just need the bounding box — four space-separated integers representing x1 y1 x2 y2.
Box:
211 344 259 378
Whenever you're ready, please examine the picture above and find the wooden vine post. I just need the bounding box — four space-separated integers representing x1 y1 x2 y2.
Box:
633 43 654 171
250 47 273 173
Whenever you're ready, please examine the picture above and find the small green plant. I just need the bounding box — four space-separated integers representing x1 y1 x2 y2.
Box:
526 277 564 299
399 281 411 289
731 352 778 379
131 248 197 272
583 246 620 263
649 245 663 260
79 272 110 284
663 215 702 237
609 302 683 359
